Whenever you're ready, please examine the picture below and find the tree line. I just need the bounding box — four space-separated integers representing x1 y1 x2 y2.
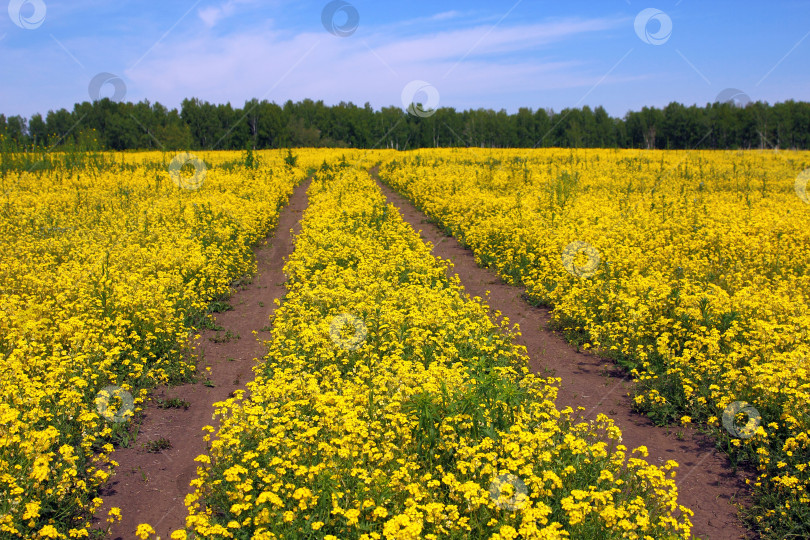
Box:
2 97 809 151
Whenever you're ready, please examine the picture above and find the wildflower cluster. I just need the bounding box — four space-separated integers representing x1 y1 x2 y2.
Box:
0 150 304 537
176 165 692 539
379 148 810 538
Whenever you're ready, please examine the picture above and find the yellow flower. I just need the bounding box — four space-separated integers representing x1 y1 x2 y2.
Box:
135 523 156 539
345 508 361 526
107 507 122 524
22 501 41 520
38 525 59 538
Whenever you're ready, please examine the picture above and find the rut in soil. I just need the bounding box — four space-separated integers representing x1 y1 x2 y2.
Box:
96 178 311 539
370 167 752 540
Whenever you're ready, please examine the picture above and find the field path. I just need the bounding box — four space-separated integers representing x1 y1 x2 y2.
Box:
96 178 310 539
371 167 752 540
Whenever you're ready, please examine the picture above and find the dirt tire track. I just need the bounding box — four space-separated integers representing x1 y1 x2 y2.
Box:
372 168 753 540
96 178 310 539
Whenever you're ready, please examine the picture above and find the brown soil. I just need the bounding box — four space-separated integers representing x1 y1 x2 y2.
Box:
95 178 310 539
371 168 753 540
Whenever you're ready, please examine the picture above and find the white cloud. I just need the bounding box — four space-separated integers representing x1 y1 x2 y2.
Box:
431 11 461 21
122 15 628 111
395 10 465 27
198 0 258 28
367 17 622 66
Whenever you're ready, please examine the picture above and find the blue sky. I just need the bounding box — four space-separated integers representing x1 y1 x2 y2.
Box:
1 0 808 118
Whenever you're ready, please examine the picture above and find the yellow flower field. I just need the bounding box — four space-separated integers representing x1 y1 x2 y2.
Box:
0 150 305 538
174 165 692 539
378 148 810 538
4 146 806 538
